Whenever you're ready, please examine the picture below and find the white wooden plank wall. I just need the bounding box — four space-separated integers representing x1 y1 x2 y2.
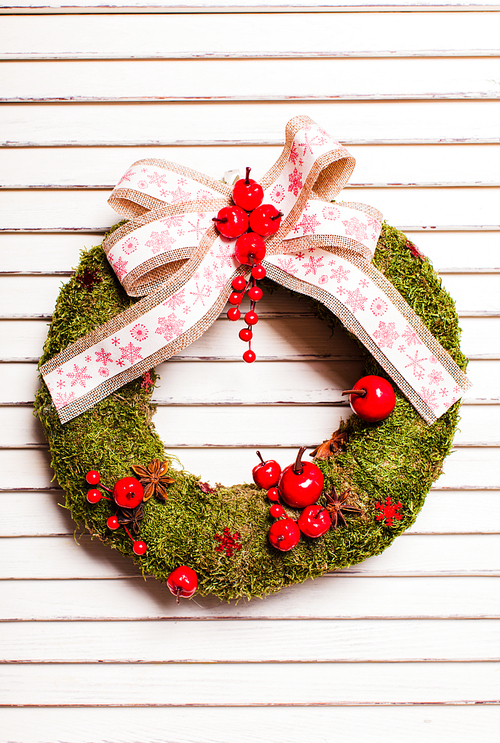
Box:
0 4 499 741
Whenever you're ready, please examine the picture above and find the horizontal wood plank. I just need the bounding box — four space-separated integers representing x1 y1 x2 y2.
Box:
1 490 498 536
1 402 498 447
1 618 499 661
2 144 500 189
1 706 499 743
1 187 498 231
3 101 500 145
1 230 499 273
3 58 500 102
2 534 499 579
0 445 497 490
1 12 500 60
1 661 499 705
2 574 499 620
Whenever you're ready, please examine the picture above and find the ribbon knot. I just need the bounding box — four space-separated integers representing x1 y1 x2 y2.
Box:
40 116 470 424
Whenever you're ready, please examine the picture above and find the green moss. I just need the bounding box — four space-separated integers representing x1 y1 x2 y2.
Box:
34 224 467 602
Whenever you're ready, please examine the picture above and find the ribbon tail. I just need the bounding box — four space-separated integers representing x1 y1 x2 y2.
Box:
264 249 470 424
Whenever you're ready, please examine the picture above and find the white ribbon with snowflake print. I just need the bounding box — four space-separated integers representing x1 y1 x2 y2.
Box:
40 116 470 424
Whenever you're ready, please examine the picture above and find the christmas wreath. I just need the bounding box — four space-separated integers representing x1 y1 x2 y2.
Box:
35 118 469 602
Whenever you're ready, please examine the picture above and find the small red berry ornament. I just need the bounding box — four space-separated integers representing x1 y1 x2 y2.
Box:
252 451 281 490
279 447 325 509
267 487 281 502
270 503 284 518
298 505 331 538
269 518 301 552
250 204 283 238
342 375 396 423
234 233 266 265
232 167 264 211
167 565 198 603
212 205 249 239
85 470 147 554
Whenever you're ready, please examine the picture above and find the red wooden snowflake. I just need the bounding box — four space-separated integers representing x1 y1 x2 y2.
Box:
215 527 242 557
375 496 403 527
76 267 101 291
405 239 425 260
140 371 153 392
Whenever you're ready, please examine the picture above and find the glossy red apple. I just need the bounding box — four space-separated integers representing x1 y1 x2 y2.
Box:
234 232 266 265
343 375 396 423
212 205 249 239
298 504 331 538
269 518 300 551
166 565 198 603
278 447 324 508
112 477 144 509
232 167 264 211
252 451 281 489
249 204 283 238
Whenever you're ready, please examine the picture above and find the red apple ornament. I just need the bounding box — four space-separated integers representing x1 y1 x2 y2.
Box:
298 504 331 538
269 518 301 552
212 205 249 239
250 204 283 238
279 447 324 509
252 451 281 490
112 477 144 509
167 565 198 603
232 167 264 211
342 375 396 423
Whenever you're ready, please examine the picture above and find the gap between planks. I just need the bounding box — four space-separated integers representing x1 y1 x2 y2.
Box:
2 50 500 60
4 138 499 147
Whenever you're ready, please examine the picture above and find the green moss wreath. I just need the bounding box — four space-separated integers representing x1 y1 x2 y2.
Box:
34 223 467 602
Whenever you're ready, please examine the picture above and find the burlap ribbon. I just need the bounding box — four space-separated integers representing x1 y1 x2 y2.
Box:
40 116 470 424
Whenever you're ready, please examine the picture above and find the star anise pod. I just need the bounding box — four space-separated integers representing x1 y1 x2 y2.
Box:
310 428 349 460
324 486 362 529
116 502 144 535
131 459 174 502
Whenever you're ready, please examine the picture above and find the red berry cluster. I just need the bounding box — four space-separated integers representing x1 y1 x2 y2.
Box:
213 167 283 363
252 449 329 552
85 470 147 556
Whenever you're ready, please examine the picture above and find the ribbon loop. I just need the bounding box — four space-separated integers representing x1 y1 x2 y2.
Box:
40 117 470 425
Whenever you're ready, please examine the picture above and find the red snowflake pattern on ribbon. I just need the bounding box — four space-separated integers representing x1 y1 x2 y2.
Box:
118 342 143 366
288 167 303 196
130 324 149 342
373 321 400 349
215 527 242 557
375 497 403 527
66 364 92 388
371 298 388 316
122 236 139 255
145 230 175 255
342 216 368 241
155 314 186 341
345 288 368 313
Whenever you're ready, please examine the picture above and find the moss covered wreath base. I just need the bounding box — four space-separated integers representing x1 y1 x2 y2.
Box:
34 223 467 602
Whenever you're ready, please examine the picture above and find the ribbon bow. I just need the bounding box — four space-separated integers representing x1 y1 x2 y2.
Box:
41 116 470 424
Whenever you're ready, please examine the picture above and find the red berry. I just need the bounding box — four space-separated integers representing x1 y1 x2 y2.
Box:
298 505 331 538
86 489 102 504
234 232 266 266
232 167 264 211
229 292 243 305
213 206 249 239
269 518 300 551
278 447 324 509
107 515 120 530
270 504 284 518
245 311 258 325
252 264 266 280
243 349 256 364
250 204 283 238
267 487 281 502
133 540 147 556
239 328 253 342
248 286 263 301
227 307 241 321
167 565 198 602
112 477 144 509
86 470 100 485
232 275 247 291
